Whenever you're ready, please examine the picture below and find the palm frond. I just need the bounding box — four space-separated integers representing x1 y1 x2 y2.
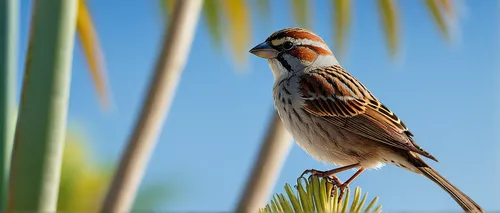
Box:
438 0 454 19
260 176 382 213
424 0 450 40
291 0 310 28
77 0 111 109
378 0 399 57
222 0 251 64
203 0 222 46
332 0 352 57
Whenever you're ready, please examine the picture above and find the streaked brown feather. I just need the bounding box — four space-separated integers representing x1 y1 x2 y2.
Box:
299 65 437 161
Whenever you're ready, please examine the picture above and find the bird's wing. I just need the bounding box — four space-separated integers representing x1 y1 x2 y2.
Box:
298 66 437 161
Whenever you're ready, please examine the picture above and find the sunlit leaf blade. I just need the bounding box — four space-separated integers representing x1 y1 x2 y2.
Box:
332 0 351 56
77 0 111 109
364 196 378 212
284 184 302 212
222 0 250 64
260 176 382 213
203 0 222 46
291 0 310 28
425 0 450 39
378 0 399 57
438 0 454 19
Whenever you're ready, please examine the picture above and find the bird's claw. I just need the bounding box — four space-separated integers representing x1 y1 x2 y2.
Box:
299 169 327 180
331 184 349 201
299 169 350 201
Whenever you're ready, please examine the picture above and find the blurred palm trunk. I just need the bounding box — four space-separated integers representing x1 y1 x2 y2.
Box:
0 0 17 211
7 0 78 211
99 0 203 212
235 111 293 213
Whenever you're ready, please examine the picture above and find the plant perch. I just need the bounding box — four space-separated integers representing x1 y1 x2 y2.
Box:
260 176 382 213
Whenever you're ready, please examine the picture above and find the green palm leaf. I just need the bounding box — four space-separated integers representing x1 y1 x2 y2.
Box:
291 0 310 28
260 176 382 213
378 0 399 57
203 0 222 46
77 0 111 109
222 0 251 64
424 0 450 40
332 0 351 57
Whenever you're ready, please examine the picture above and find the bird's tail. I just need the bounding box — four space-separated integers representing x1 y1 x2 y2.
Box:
417 166 484 213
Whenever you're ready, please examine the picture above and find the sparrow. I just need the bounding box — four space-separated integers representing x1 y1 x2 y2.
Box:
249 27 483 213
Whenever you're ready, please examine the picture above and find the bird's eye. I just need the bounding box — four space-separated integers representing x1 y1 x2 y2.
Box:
282 41 294 50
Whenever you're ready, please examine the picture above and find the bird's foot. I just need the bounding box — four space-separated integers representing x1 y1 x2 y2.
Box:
299 169 329 179
331 183 349 202
299 169 347 201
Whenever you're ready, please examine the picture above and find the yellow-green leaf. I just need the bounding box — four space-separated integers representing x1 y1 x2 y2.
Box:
260 177 382 213
203 0 222 46
291 0 310 28
378 0 399 57
284 184 302 212
332 0 351 56
364 196 378 213
425 0 450 39
77 0 111 109
58 129 111 212
222 0 251 64
439 0 454 19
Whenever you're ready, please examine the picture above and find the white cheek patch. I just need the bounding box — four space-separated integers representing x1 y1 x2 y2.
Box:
283 54 309 71
312 54 339 67
268 59 290 82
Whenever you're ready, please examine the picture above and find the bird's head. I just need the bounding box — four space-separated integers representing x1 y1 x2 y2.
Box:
250 27 339 81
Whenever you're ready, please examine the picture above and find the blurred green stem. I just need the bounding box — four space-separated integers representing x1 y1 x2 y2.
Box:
7 0 77 211
0 0 17 211
100 0 202 212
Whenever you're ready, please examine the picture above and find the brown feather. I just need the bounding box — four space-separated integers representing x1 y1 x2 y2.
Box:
299 65 438 161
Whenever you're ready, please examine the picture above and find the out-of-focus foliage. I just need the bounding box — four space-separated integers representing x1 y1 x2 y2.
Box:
378 0 398 57
332 0 351 57
76 0 111 109
291 0 310 28
58 130 112 212
25 0 113 109
161 0 456 62
57 127 172 212
221 0 251 64
202 0 222 46
260 176 382 213
424 0 454 40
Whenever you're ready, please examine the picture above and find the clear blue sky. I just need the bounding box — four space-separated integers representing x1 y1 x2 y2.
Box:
17 0 500 212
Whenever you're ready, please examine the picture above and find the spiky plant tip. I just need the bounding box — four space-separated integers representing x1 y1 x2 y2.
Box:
260 176 382 213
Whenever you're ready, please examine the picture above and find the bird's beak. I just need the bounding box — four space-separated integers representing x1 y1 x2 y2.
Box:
249 42 278 59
